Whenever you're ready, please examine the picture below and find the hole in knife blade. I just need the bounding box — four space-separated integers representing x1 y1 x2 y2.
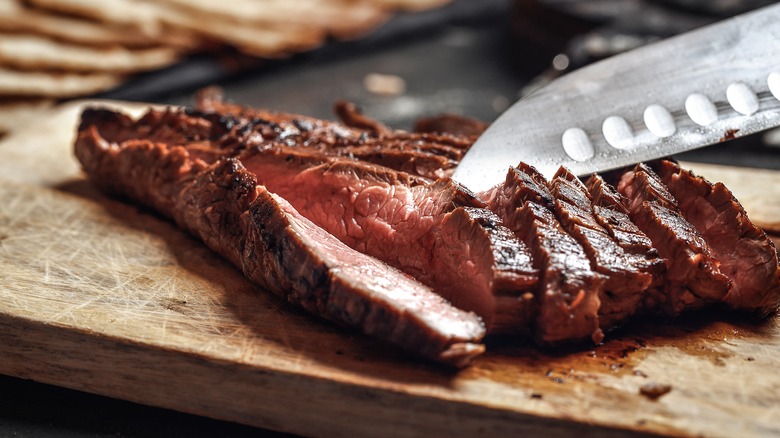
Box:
685 93 718 127
769 72 780 101
643 104 676 138
726 82 759 116
562 128 594 162
602 116 634 150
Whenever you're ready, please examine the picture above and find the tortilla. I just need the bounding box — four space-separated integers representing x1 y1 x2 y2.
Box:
26 0 320 57
0 33 180 73
0 0 197 49
0 67 122 97
159 13 324 58
0 98 55 134
155 0 388 38
24 0 165 37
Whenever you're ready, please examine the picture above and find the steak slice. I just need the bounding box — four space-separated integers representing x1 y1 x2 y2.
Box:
76 109 487 367
194 91 470 178
488 163 605 345
239 146 539 334
653 160 780 315
617 164 731 314
550 168 660 328
586 174 661 257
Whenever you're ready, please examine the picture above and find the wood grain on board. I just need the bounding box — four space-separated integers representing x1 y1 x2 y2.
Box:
1 101 779 437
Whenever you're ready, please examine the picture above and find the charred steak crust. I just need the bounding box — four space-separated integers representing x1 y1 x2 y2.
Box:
487 164 605 346
194 92 471 179
76 107 487 367
550 168 658 329
617 164 731 314
652 160 780 315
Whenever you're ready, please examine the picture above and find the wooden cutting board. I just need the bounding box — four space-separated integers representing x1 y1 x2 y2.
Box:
2 101 780 438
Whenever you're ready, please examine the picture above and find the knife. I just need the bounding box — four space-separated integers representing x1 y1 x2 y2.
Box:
452 3 780 193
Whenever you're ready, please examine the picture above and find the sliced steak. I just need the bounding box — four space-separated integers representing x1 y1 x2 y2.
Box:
586 174 661 257
196 92 471 172
653 160 780 316
240 146 539 333
487 163 604 345
617 164 731 314
75 111 487 367
550 168 660 328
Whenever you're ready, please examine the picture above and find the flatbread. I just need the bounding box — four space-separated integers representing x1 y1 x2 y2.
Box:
24 0 166 37
0 33 180 73
159 13 324 58
156 0 389 39
0 0 197 49
0 67 122 97
0 98 55 134
26 0 324 57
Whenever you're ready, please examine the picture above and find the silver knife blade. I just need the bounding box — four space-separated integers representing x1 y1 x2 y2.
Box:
452 4 780 193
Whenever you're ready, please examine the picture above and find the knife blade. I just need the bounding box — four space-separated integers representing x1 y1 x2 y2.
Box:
452 3 780 193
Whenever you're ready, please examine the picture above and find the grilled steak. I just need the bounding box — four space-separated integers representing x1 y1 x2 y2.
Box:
550 168 662 328
616 164 731 314
75 93 780 362
652 160 780 315
586 174 661 258
487 163 604 345
194 90 470 179
239 146 538 333
75 108 486 367
78 106 539 336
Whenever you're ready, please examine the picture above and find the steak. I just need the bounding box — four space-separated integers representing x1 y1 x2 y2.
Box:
75 94 780 362
78 106 539 336
239 146 538 333
75 108 486 367
550 168 661 328
487 163 604 345
194 89 470 179
616 164 731 314
652 160 780 315
586 174 661 257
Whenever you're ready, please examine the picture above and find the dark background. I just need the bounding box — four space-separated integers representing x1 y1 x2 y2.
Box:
2 0 778 436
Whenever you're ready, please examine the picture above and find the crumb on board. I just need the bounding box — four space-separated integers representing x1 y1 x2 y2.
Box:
639 382 672 400
363 73 406 96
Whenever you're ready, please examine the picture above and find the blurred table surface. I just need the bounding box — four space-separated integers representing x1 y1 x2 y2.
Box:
2 0 778 436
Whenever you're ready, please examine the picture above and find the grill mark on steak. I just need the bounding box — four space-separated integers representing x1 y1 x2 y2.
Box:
93 104 464 181
197 92 471 167
75 111 486 367
586 174 660 257
550 168 660 328
652 160 780 316
487 163 605 345
239 146 538 333
617 164 731 314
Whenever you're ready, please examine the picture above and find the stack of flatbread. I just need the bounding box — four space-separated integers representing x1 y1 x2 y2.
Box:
0 0 450 134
